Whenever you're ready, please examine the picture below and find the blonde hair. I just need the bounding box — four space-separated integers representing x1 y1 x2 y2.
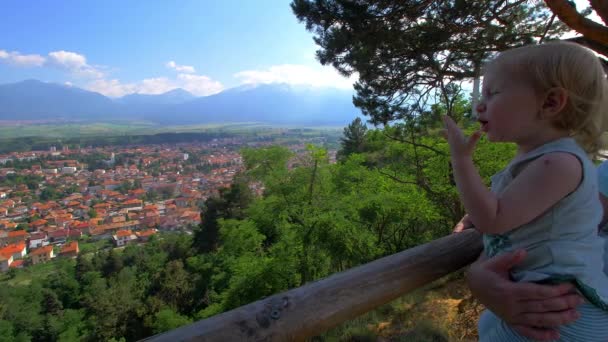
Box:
487 42 608 155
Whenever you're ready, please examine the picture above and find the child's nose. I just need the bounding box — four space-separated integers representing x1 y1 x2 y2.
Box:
476 102 486 114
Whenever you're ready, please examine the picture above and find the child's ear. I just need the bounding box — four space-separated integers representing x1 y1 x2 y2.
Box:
540 87 568 118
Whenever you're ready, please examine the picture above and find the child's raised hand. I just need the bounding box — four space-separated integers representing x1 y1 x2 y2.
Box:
442 115 482 158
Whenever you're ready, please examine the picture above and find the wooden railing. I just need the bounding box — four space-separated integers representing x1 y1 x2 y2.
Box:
143 229 483 341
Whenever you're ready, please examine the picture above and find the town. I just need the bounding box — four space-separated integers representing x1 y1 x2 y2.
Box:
0 132 337 272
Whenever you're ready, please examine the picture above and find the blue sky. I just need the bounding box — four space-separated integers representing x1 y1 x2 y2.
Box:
0 1 599 98
0 0 356 97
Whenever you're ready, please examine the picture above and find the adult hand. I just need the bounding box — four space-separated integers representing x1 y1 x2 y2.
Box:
467 250 583 341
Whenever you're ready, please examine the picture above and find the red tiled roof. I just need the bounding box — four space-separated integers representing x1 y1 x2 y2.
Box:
68 229 82 237
116 229 133 237
60 241 78 254
136 229 157 238
9 259 24 268
97 220 140 232
49 229 68 238
7 230 28 238
31 219 48 226
29 232 47 240
71 221 90 229
29 245 53 256
0 242 25 258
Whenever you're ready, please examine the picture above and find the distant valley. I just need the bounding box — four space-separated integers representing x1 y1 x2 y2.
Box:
0 80 362 125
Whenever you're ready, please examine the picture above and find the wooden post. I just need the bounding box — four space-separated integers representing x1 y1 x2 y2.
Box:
144 230 483 342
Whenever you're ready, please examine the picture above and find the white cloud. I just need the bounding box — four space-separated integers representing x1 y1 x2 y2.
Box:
234 64 357 89
87 79 138 97
0 49 46 67
47 50 104 78
86 74 224 97
166 60 196 74
177 74 224 96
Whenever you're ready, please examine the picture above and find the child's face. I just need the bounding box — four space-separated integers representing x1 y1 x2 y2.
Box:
476 65 543 145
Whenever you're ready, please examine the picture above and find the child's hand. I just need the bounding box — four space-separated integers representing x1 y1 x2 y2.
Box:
442 116 482 158
453 214 473 233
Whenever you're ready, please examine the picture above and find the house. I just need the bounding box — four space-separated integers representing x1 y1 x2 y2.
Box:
48 229 68 244
2 199 15 208
103 180 121 191
0 254 13 272
0 241 26 260
4 230 28 244
54 214 73 228
30 219 48 231
29 232 49 249
9 259 24 269
70 221 91 232
29 245 54 265
68 228 82 240
129 188 146 198
142 211 160 228
159 216 180 231
121 199 142 211
112 229 137 247
135 229 157 242
59 241 79 258
89 227 112 241
106 215 126 224
0 221 15 230
175 197 193 208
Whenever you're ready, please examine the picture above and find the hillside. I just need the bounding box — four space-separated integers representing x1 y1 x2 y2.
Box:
320 275 483 342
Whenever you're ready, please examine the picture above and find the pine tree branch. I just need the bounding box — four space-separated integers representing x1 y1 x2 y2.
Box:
590 0 608 25
381 131 447 156
377 169 419 186
544 0 608 45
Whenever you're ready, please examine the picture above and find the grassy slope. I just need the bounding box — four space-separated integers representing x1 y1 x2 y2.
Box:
315 274 483 342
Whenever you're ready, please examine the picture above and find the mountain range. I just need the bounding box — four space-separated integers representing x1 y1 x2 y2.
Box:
0 80 362 125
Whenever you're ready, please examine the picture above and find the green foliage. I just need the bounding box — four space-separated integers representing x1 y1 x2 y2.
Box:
152 309 192 334
87 208 98 218
40 186 62 201
337 117 367 161
193 178 253 254
0 174 43 190
0 320 15 342
155 260 194 312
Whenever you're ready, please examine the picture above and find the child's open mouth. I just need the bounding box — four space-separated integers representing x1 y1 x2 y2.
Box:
478 119 489 132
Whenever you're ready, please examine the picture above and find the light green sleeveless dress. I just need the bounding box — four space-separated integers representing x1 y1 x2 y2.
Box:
478 138 608 341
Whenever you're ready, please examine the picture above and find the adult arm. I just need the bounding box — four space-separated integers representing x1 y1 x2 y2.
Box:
467 250 583 341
